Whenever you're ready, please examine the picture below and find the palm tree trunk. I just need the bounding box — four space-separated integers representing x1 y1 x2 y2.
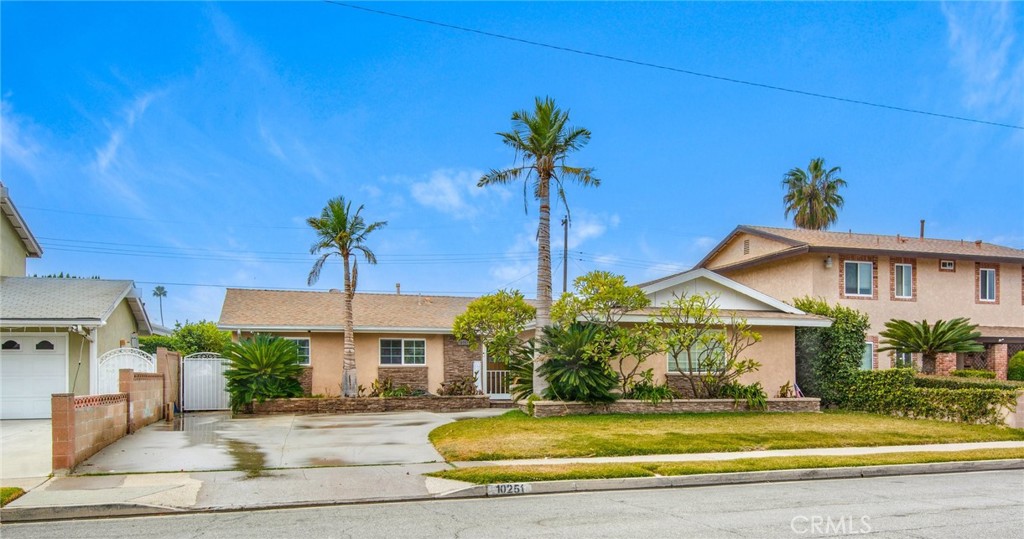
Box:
159 298 164 326
534 173 552 396
921 353 936 375
342 254 358 397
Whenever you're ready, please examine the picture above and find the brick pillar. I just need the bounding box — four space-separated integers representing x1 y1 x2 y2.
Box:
51 393 76 473
935 352 957 376
989 343 1009 381
119 369 134 432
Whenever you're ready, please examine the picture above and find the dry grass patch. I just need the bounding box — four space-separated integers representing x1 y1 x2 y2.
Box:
430 448 1024 484
429 410 1024 461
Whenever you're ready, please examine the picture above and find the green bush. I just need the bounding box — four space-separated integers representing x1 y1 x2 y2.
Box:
173 320 231 356
507 339 536 402
839 369 1016 425
914 375 1024 390
793 297 870 406
366 377 425 397
222 335 304 413
1009 351 1024 381
719 381 768 410
623 369 677 404
139 335 175 355
437 376 481 396
951 369 996 379
538 323 619 404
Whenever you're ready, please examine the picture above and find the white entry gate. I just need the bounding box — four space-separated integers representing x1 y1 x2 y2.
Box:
181 353 230 411
95 347 156 395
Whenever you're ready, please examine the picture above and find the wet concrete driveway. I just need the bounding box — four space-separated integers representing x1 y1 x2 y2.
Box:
75 409 504 475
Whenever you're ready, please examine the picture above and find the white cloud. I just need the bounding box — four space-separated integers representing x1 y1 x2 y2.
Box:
1 101 46 176
488 224 537 289
941 2 1024 121
553 211 620 249
411 168 502 219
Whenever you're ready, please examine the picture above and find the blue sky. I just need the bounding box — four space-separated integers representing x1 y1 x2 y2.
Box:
3 2 1022 326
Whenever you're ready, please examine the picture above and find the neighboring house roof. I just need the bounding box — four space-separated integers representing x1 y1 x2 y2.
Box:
0 277 152 333
0 182 43 258
218 289 478 333
634 268 831 328
695 225 1024 272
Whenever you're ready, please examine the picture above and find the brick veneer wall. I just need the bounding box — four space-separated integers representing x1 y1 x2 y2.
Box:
250 395 491 415
888 257 917 302
988 343 1009 381
51 368 166 473
838 255 879 300
378 366 429 391
443 335 481 383
936 352 957 377
664 374 698 398
299 367 313 395
526 398 821 418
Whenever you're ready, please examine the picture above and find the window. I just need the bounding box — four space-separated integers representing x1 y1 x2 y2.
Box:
894 263 913 298
1 340 20 351
668 332 724 373
893 352 913 369
940 260 955 271
979 268 996 301
860 342 874 371
844 261 873 296
284 338 310 365
380 339 426 365
35 340 55 351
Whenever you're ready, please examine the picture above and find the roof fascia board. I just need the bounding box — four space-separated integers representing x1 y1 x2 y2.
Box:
218 325 452 334
0 187 43 257
616 313 832 328
1 319 103 327
706 246 811 274
639 268 805 315
804 246 1024 264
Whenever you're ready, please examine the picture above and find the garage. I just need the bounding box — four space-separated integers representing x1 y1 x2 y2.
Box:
0 334 67 419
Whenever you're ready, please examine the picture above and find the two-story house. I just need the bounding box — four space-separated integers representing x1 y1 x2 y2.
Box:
684 225 1024 373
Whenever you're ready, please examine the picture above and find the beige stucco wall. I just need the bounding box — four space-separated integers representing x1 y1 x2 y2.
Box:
705 232 792 269
726 256 815 304
96 300 141 355
354 333 445 394
1 212 28 277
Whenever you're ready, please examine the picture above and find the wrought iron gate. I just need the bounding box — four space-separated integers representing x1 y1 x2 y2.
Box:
95 347 156 394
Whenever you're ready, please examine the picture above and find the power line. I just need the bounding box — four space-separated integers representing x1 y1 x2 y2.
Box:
324 1 1023 131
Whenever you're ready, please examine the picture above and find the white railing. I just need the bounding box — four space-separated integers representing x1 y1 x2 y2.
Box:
486 370 510 398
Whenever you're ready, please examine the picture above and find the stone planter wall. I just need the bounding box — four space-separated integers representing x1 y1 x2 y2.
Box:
525 398 821 418
250 395 491 415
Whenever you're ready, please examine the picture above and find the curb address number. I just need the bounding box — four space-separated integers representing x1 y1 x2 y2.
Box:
488 483 532 496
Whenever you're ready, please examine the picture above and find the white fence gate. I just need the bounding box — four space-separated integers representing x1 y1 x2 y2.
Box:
181 353 230 411
95 347 156 395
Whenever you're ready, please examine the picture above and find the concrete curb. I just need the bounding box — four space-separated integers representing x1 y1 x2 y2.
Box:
3 459 1022 523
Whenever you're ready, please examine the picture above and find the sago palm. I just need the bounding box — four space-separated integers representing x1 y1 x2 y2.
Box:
878 318 984 375
307 196 387 397
222 335 304 413
479 96 599 395
782 157 846 230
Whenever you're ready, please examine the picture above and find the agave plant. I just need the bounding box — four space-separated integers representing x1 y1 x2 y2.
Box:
222 335 305 413
537 323 618 404
879 318 984 375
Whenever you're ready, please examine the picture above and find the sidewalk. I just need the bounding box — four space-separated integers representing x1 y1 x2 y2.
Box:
3 441 1023 522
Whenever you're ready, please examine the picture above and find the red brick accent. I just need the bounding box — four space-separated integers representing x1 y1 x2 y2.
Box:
527 398 821 418
869 335 880 370
298 367 314 395
51 394 76 471
443 335 482 384
989 343 1009 381
975 263 1000 304
935 352 957 377
250 395 491 415
838 255 878 300
889 257 917 302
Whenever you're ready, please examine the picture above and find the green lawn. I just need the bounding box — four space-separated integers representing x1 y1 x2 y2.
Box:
429 448 1024 484
429 410 1024 461
0 487 25 507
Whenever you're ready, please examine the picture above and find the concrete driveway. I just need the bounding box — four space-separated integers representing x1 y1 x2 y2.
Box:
75 409 504 475
1 419 52 489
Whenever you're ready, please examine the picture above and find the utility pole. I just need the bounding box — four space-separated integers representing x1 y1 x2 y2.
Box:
562 216 569 294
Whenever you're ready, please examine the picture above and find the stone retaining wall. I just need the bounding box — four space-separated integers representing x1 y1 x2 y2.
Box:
378 366 429 391
250 395 491 415
526 398 821 418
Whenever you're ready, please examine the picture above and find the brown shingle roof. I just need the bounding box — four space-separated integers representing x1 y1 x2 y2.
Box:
218 289 479 331
742 225 1024 260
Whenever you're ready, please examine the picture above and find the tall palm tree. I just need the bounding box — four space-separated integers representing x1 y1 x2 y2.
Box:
879 318 984 374
782 157 847 230
479 96 599 395
307 197 387 397
152 286 167 326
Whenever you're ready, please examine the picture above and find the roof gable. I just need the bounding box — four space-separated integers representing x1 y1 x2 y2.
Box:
639 268 803 314
0 277 151 334
0 183 43 258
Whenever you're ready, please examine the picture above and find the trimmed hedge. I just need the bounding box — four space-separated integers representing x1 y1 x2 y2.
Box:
951 369 995 379
1009 351 1024 381
915 375 1024 391
839 369 1017 425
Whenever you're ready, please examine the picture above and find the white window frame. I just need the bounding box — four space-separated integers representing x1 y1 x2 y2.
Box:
979 268 996 302
894 352 913 369
940 260 955 271
894 263 913 299
379 338 426 366
283 337 311 365
668 331 725 374
861 341 874 371
844 261 873 297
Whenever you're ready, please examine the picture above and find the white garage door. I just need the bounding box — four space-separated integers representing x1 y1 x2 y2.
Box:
0 335 68 419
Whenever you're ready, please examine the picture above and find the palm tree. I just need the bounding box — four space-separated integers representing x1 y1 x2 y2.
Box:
152 286 167 326
782 157 847 230
879 318 985 375
479 96 599 395
307 197 387 397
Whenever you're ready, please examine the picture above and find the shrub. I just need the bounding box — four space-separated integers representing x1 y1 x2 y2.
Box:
838 369 1016 425
719 381 768 410
1009 351 1024 381
366 377 425 397
793 298 870 406
538 323 619 404
507 339 535 402
914 375 1024 391
951 369 996 379
623 370 677 404
139 335 175 355
437 376 482 396
223 335 304 413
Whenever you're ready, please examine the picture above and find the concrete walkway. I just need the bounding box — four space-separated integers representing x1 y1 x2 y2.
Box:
0 420 52 490
451 440 1024 467
3 440 1022 522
